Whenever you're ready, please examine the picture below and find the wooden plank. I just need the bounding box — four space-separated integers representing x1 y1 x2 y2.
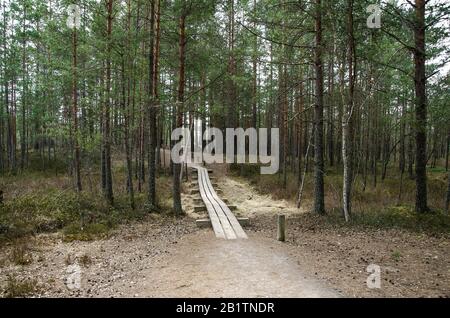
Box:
197 169 225 239
199 176 225 238
200 169 237 240
192 166 247 240
198 168 232 239
203 173 248 239
201 170 246 239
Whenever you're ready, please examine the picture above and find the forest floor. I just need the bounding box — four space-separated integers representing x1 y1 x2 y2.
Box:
0 163 449 298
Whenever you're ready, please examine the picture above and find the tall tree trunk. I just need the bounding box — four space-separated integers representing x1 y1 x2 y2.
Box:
445 131 449 172
342 0 355 221
72 25 82 192
104 0 114 205
313 0 325 214
251 0 257 129
122 57 134 209
2 1 8 173
446 171 450 213
413 0 429 213
226 0 236 131
173 10 186 216
148 0 161 209
399 98 406 173
296 66 304 186
122 0 134 209
327 50 335 167
20 3 27 170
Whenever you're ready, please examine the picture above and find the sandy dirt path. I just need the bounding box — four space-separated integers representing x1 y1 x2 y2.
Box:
130 230 341 298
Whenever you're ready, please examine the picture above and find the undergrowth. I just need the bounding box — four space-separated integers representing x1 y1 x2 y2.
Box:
0 159 174 242
231 163 450 235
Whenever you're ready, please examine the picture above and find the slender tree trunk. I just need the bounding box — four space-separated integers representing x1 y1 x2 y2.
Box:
313 0 325 214
173 10 186 216
328 50 335 167
251 0 257 129
342 0 355 221
226 0 236 131
21 4 27 170
3 1 9 173
104 0 114 205
122 57 134 209
408 121 414 179
296 67 304 186
445 131 449 172
122 0 134 209
72 26 82 192
399 98 406 173
413 0 429 213
446 171 450 213
148 0 161 209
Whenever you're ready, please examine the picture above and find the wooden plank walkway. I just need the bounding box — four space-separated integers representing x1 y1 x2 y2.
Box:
193 166 247 240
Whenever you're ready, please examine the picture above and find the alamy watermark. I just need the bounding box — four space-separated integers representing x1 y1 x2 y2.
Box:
171 119 279 175
66 4 81 30
65 263 82 290
366 264 381 289
367 4 381 29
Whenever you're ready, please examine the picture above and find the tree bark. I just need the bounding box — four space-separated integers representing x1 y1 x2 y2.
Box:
413 0 429 213
313 0 325 214
148 0 161 209
342 0 355 222
446 171 450 213
104 0 114 205
72 25 82 192
173 10 186 216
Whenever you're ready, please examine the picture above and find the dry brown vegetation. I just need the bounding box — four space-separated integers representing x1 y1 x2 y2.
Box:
0 155 175 243
230 163 449 235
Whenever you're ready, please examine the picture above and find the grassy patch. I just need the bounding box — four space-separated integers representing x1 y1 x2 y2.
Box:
0 166 174 242
9 242 33 266
232 164 449 235
62 222 110 242
317 205 450 236
3 276 39 298
391 250 402 261
78 254 92 267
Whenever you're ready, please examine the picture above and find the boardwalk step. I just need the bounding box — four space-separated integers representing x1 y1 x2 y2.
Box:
191 168 213 174
192 175 216 181
192 166 247 240
193 198 203 205
196 217 249 228
194 205 206 212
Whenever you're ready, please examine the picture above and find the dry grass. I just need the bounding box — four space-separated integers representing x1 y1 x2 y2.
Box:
3 275 39 298
231 163 450 235
9 242 33 266
78 254 92 268
0 153 175 243
65 253 76 266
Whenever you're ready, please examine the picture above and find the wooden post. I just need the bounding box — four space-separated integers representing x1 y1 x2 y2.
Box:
277 214 285 242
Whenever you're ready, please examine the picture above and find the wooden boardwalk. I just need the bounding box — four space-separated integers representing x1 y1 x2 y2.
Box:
193 166 247 240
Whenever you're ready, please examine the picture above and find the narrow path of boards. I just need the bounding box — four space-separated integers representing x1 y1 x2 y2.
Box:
194 166 247 240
